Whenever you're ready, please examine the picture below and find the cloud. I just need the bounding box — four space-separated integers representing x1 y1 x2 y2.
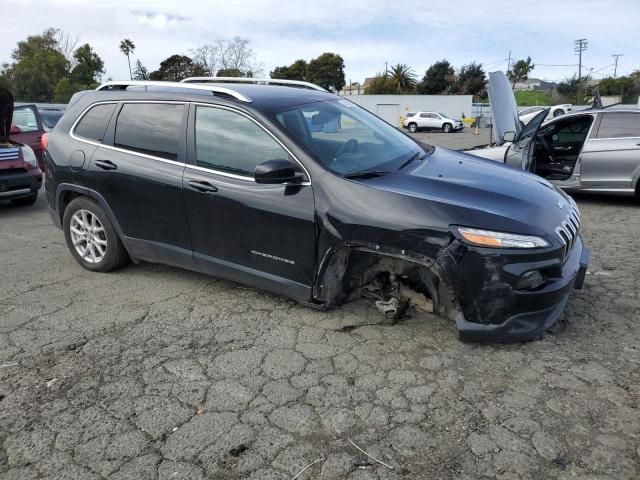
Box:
131 10 191 29
1 0 638 84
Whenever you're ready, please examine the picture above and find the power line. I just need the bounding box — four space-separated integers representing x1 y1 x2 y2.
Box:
612 53 623 78
574 38 588 81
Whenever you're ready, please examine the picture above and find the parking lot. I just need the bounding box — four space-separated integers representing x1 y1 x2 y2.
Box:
1 130 638 479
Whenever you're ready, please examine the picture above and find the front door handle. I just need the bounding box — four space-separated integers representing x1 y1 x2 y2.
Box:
95 160 117 170
187 180 218 193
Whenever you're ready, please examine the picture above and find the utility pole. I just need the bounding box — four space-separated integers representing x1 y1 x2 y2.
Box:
507 50 512 73
612 53 623 78
574 38 588 81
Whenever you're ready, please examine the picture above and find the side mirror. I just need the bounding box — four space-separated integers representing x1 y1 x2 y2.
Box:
503 131 516 143
254 159 304 184
10 123 21 134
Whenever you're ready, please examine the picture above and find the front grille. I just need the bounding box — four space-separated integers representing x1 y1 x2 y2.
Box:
555 200 581 262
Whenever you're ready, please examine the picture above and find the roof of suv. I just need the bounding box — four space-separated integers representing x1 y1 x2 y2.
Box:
88 81 338 111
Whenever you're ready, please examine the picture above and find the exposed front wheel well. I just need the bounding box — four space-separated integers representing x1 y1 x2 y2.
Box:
316 247 458 320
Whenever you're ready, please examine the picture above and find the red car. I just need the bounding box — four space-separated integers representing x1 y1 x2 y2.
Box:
0 88 42 206
10 103 47 171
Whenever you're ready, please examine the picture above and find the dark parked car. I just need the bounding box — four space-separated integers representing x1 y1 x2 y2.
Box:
0 88 42 206
44 79 589 342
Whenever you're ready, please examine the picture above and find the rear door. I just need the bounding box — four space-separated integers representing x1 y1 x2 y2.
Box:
11 105 45 169
84 101 195 269
580 112 640 189
183 103 316 299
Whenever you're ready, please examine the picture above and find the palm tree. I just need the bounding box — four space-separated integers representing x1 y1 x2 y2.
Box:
119 39 136 80
389 64 417 93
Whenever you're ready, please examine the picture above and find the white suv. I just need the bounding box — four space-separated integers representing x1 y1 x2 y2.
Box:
403 111 464 133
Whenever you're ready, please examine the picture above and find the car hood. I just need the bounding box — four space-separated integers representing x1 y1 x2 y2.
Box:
487 71 520 145
365 147 569 237
0 87 13 142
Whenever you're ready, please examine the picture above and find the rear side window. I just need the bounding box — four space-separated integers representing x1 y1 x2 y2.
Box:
114 103 184 160
195 106 288 177
597 113 640 139
74 103 116 142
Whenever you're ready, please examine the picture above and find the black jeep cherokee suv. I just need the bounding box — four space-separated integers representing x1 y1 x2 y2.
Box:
44 79 589 342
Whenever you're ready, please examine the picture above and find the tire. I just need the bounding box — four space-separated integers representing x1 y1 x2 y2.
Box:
63 197 129 272
442 123 453 133
10 193 37 207
408 123 418 133
553 109 565 117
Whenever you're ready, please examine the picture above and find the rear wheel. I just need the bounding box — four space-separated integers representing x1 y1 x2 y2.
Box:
10 193 37 206
63 197 129 272
553 109 565 117
442 123 453 133
408 123 418 133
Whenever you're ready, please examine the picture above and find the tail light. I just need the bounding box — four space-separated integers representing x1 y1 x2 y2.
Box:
41 133 48 150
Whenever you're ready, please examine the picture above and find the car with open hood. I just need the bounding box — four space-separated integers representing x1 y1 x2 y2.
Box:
0 88 42 206
469 72 640 198
44 77 588 343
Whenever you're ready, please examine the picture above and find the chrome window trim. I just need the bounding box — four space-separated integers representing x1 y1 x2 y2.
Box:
69 100 187 167
590 136 640 141
191 102 312 185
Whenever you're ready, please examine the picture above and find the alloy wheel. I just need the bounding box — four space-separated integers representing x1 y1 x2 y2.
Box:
69 209 107 264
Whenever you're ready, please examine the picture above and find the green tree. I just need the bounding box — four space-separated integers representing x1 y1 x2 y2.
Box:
119 38 135 80
70 43 104 86
132 59 149 80
507 56 535 89
364 74 397 94
149 55 195 81
598 75 639 102
53 78 76 103
270 59 308 81
216 68 244 77
452 62 486 99
416 60 455 94
388 64 416 93
307 53 345 91
7 29 69 101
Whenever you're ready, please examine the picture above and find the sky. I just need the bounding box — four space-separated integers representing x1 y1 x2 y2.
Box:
3 0 639 84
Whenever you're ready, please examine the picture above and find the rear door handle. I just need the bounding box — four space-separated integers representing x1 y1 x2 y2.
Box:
95 160 117 171
187 180 218 193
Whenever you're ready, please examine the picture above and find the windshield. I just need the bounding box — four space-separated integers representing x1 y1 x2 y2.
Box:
272 99 430 175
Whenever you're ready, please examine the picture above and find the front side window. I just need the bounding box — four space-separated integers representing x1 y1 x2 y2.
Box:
273 99 429 175
114 103 184 160
597 113 640 139
74 103 116 142
12 106 39 133
195 106 289 177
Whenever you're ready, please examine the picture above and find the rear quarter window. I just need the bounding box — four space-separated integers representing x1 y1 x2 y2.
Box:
74 103 117 142
596 112 640 138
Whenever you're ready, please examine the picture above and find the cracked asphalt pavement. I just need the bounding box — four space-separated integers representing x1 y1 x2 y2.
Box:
1 188 639 479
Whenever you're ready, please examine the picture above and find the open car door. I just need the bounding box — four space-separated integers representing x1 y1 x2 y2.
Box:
503 107 550 171
487 71 521 145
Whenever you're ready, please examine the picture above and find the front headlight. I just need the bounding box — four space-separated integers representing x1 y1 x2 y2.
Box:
21 146 38 167
457 227 549 249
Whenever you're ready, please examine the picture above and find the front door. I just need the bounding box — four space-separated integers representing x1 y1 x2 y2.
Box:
183 104 316 300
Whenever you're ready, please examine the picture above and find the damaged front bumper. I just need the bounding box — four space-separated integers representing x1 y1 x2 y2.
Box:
445 236 589 343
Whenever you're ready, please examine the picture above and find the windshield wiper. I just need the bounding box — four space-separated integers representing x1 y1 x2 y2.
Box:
396 151 428 170
343 170 391 179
